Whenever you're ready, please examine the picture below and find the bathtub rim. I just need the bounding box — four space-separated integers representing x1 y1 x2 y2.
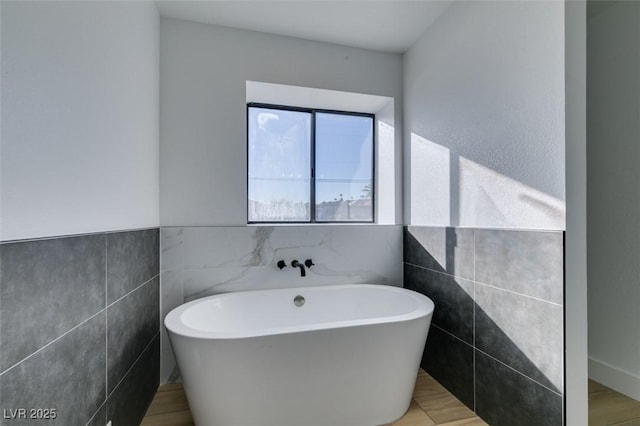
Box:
164 284 434 340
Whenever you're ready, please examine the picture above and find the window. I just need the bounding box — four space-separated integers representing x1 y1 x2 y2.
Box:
248 104 374 223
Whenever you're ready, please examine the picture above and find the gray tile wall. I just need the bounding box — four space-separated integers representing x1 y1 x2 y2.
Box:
0 228 160 426
404 226 564 426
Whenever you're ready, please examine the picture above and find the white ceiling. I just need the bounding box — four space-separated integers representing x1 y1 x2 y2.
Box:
155 1 453 53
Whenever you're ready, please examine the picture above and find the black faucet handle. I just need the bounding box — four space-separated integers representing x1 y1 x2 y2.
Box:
277 260 287 270
304 259 314 268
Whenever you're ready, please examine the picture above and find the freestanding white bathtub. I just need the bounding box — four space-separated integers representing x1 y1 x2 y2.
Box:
165 284 434 426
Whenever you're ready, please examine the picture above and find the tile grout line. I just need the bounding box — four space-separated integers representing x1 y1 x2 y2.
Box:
177 234 185 382
404 261 473 283
106 331 160 401
180 234 184 319
472 228 477 414
474 280 563 307
475 347 563 398
0 243 2 416
105 233 109 410
85 399 107 426
0 244 2 378
108 273 160 310
431 324 474 349
404 261 563 307
422 404 436 425
412 397 436 424
159 229 164 334
0 308 106 376
608 417 640 426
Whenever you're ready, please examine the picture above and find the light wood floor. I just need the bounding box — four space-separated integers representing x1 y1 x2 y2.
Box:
141 369 487 426
141 373 640 425
589 380 640 426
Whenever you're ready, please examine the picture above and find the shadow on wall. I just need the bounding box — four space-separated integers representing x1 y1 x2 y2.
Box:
404 228 564 426
409 133 565 230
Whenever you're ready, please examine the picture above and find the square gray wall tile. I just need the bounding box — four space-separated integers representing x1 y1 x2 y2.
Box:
475 284 563 394
0 313 106 426
107 277 159 394
86 404 106 426
404 226 474 280
475 351 562 426
107 228 159 303
475 229 563 304
106 335 160 426
404 225 565 426
0 235 106 372
422 326 474 410
404 263 474 344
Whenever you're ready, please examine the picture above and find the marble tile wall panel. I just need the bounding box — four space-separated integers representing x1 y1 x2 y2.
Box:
161 225 402 302
159 225 403 383
160 227 183 273
160 228 184 383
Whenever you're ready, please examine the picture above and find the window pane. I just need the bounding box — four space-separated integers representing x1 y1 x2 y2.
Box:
248 107 311 221
315 113 373 222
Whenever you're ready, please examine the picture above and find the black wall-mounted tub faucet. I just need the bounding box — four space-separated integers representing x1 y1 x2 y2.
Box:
277 260 286 270
291 260 306 277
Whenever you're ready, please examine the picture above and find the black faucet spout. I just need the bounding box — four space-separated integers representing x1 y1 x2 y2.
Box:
291 260 306 277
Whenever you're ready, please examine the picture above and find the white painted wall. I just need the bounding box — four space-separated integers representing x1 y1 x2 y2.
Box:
403 0 586 420
403 1 566 230
160 17 403 226
587 1 640 400
1 1 160 241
